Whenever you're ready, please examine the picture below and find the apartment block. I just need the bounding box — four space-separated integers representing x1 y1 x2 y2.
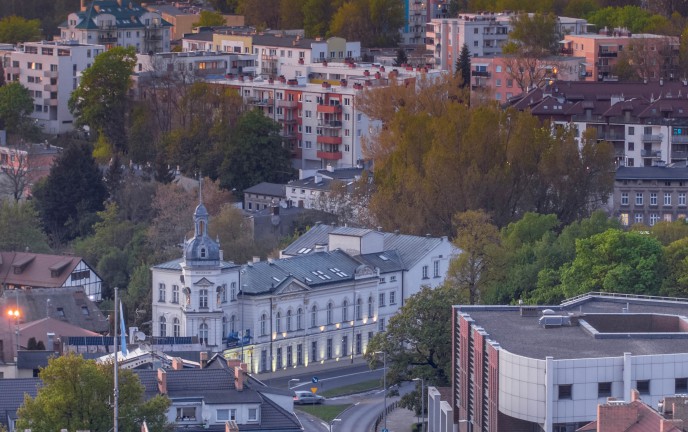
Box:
145 3 244 40
402 0 449 45
136 51 256 80
60 0 171 53
1 41 105 134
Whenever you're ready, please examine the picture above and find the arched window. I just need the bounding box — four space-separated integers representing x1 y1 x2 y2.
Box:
327 302 333 325
276 312 282 333
199 322 208 344
342 299 349 322
173 317 180 337
287 310 293 332
356 298 363 320
199 289 208 308
260 313 267 336
159 316 167 337
311 305 317 327
230 314 236 334
368 296 374 318
297 307 303 330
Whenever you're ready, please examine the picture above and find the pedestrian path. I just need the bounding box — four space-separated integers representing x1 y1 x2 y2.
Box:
377 407 420 432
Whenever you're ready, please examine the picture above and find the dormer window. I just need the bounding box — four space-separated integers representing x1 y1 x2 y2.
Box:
201 248 206 258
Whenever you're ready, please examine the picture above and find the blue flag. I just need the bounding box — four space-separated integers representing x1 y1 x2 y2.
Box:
120 301 127 356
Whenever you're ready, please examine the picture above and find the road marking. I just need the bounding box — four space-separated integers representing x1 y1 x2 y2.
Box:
292 368 384 389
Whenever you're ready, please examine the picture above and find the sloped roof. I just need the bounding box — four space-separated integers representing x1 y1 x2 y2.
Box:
17 350 55 370
576 400 684 432
152 258 238 271
19 317 100 340
244 182 286 198
355 250 404 274
0 252 84 288
73 0 172 30
318 167 364 180
0 378 41 429
616 166 688 181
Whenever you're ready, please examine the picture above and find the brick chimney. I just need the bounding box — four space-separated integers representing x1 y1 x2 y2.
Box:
227 359 241 369
157 368 167 394
200 351 208 369
172 357 183 370
234 366 244 391
80 0 87 12
597 402 638 431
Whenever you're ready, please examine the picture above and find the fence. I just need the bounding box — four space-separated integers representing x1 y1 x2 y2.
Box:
371 400 400 432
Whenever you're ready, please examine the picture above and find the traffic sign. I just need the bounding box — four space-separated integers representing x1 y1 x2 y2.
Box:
382 429 389 432
311 387 318 393
312 376 319 383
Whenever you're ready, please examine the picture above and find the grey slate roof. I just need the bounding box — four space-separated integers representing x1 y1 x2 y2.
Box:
0 378 41 429
355 250 404 274
616 166 688 181
17 350 54 370
72 0 172 30
317 167 363 180
252 33 316 49
241 250 364 295
457 294 688 360
244 182 286 198
282 224 446 269
153 258 238 271
287 177 332 191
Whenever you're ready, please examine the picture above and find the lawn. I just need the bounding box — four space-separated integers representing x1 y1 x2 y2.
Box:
319 379 381 398
295 404 352 422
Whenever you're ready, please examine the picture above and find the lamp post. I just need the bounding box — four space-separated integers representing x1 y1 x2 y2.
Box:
329 418 341 432
374 351 387 431
7 308 20 361
288 379 300 389
413 377 425 432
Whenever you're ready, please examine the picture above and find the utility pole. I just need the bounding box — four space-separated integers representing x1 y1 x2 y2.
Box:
113 287 119 432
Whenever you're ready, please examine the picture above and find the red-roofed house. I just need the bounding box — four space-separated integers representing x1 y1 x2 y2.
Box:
0 252 102 301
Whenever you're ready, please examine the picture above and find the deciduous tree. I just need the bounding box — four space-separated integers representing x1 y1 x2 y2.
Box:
0 16 41 44
0 82 36 138
193 10 226 27
0 201 51 253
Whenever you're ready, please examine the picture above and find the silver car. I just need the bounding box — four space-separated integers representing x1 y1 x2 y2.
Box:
293 390 325 405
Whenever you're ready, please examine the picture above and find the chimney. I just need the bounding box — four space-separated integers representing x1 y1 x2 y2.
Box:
200 351 208 368
172 357 184 370
631 388 640 402
252 256 260 263
157 368 167 394
235 365 244 391
227 358 241 368
220 250 224 260
47 332 55 352
81 0 87 11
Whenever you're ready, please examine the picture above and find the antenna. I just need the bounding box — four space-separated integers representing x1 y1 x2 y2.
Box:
198 170 203 204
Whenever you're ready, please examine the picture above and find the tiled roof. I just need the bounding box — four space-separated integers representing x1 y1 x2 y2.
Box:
0 252 84 288
0 378 41 429
17 350 55 370
616 166 688 181
252 33 316 49
244 182 286 198
287 177 332 191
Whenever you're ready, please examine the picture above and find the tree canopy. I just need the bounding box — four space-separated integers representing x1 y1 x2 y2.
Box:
16 353 170 432
0 201 51 253
68 46 137 157
193 10 226 27
0 15 41 44
0 82 35 137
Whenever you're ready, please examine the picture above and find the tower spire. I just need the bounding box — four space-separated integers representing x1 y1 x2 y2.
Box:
198 171 203 205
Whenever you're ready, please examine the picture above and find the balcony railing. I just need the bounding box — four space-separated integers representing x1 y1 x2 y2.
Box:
642 134 663 142
672 150 688 159
641 149 661 158
98 36 117 43
599 133 625 141
598 51 618 57
317 104 342 114
472 70 490 77
673 135 688 144
317 135 342 145
317 150 343 160
560 48 573 55
277 99 299 108
318 120 342 128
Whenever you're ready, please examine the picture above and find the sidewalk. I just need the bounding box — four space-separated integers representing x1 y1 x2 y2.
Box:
377 408 419 432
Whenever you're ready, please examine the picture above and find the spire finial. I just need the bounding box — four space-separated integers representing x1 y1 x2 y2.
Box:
198 170 203 205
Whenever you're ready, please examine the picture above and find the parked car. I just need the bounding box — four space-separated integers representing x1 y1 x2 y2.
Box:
294 390 325 405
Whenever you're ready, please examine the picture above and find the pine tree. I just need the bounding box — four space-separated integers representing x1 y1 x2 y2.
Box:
393 48 408 67
456 43 471 88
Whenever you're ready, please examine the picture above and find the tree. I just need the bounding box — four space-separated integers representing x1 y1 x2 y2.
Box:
456 43 471 88
560 229 665 298
613 36 676 81
506 12 559 57
679 26 688 79
68 47 137 156
0 144 33 201
208 0 238 13
207 204 258 264
278 0 304 29
303 0 338 38
0 201 51 253
447 210 499 304
0 82 35 138
31 141 108 244
237 0 280 28
393 48 408 67
563 0 601 18
218 109 293 195
0 16 41 44
313 173 377 227
16 353 170 432
193 10 226 27
365 285 463 414
329 0 403 47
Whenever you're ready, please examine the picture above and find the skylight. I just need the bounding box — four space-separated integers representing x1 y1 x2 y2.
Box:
379 255 389 261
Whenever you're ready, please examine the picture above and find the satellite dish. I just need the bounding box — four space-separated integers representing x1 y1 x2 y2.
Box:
134 331 146 342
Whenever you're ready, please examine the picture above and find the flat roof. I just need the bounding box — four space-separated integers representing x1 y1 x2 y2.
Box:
457 294 688 359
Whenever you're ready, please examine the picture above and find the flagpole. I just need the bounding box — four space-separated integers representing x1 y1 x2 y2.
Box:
114 287 119 432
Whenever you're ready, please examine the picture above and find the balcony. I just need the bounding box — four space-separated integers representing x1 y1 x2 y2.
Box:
317 104 342 114
317 150 343 160
98 25 117 31
43 83 58 92
318 120 342 128
672 150 688 159
317 135 342 145
598 51 618 58
281 118 298 125
98 36 118 43
641 149 661 158
642 134 663 142
248 98 273 106
145 34 162 41
472 70 490 77
560 48 573 55
600 132 625 141
673 135 688 144
277 99 299 108
43 70 58 78
43 98 58 106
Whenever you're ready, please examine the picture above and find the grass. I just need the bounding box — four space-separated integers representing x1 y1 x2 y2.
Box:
295 404 352 422
319 379 382 398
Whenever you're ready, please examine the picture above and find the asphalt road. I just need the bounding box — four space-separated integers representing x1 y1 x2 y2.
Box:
266 363 384 392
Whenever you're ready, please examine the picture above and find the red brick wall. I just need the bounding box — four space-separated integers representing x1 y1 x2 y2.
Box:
487 343 500 432
459 315 471 427
473 329 485 432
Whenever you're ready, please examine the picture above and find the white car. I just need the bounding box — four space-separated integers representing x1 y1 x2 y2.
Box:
293 391 325 405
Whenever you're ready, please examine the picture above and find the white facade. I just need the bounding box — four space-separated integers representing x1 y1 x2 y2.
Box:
136 51 256 79
1 42 104 134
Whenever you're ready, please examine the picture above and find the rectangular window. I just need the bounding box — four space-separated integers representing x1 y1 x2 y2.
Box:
297 343 303 365
177 407 196 421
158 283 166 302
628 126 635 135
558 384 572 400
342 335 348 357
665 193 671 206
356 333 362 354
598 382 612 398
681 193 687 206
327 338 333 359
637 380 650 395
621 192 629 205
379 293 385 306
217 409 236 421
650 193 657 206
248 408 258 421
635 213 643 224
650 213 659 226
378 318 385 332
433 260 440 277
636 193 643 205
620 213 629 226
276 347 283 369
389 291 396 304
676 378 688 393
287 345 293 367
311 340 317 362
422 265 429 279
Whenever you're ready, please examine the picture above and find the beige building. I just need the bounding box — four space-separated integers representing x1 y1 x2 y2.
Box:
146 4 245 40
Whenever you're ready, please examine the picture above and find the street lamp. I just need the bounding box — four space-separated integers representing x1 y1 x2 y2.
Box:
7 308 20 361
288 379 300 389
413 377 426 432
374 351 387 432
329 418 341 432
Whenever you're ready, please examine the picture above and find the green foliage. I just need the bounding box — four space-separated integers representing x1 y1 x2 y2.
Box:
456 44 471 88
0 201 51 253
303 0 337 38
32 141 108 244
507 13 559 57
16 353 170 432
330 0 403 47
366 285 463 414
208 0 238 13
68 46 137 155
563 0 601 18
586 6 658 33
279 0 305 29
0 82 35 137
560 229 665 298
393 48 408 67
0 15 41 44
218 109 293 194
193 10 226 27
237 0 279 28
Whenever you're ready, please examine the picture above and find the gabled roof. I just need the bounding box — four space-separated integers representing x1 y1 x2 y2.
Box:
0 252 85 288
317 167 364 181
355 250 404 274
0 378 41 429
244 182 286 198
17 350 55 370
71 0 172 30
